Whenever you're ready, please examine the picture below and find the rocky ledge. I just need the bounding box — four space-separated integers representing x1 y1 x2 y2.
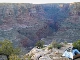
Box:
24 43 73 60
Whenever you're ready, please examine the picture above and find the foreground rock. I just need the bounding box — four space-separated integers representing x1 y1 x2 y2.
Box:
39 55 52 60
25 43 72 60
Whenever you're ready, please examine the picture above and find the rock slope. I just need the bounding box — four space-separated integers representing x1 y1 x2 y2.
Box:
0 3 71 48
25 43 72 60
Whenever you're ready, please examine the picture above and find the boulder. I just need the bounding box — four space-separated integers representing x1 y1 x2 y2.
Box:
28 47 43 56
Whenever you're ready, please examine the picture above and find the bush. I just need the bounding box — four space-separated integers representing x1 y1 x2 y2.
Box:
51 41 63 49
48 45 53 50
0 40 20 60
55 44 63 49
9 54 21 60
35 40 44 49
73 40 80 51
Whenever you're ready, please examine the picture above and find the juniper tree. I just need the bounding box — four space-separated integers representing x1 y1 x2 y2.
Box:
0 40 20 60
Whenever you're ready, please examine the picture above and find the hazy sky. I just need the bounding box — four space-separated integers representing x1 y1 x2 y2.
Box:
0 0 80 4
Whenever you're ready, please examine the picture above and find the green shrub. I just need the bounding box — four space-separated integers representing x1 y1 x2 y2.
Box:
0 40 20 60
51 41 63 49
55 44 63 49
48 45 53 50
35 40 44 49
9 54 21 60
73 40 80 51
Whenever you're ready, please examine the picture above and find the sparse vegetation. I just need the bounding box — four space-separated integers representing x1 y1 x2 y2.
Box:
51 41 63 49
9 54 21 60
56 44 63 49
23 54 32 60
27 56 32 60
73 40 80 51
48 45 53 50
35 40 44 49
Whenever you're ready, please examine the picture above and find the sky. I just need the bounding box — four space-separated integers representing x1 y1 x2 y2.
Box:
0 0 80 4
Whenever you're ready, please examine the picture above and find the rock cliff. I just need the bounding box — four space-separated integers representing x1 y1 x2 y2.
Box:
1 3 80 52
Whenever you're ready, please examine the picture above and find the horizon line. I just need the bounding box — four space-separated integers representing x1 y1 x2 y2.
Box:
0 2 76 4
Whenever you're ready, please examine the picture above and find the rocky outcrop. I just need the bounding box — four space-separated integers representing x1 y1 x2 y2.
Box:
39 55 52 60
25 43 72 60
26 47 52 60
